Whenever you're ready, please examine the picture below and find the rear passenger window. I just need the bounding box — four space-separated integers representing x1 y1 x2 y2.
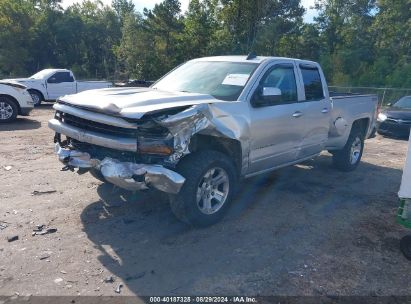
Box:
300 67 324 101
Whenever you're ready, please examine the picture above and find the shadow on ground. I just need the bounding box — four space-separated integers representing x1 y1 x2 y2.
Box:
0 117 41 131
80 154 409 296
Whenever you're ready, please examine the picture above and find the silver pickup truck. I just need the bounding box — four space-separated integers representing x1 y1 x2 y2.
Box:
49 55 378 226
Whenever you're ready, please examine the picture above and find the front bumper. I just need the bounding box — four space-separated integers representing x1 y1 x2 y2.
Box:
55 143 185 194
377 121 411 138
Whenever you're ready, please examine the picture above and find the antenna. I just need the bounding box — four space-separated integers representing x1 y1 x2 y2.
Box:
246 52 257 60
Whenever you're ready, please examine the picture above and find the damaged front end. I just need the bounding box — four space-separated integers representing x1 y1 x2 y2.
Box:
49 97 248 195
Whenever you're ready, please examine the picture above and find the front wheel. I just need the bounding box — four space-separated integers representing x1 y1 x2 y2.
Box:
0 96 18 122
332 128 364 172
169 151 238 227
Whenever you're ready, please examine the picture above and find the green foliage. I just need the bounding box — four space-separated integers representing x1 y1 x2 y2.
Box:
0 0 410 88
112 0 135 25
0 0 121 79
0 0 34 75
182 0 218 58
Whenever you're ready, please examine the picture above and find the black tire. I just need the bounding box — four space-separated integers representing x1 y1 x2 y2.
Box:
28 90 43 106
0 96 18 123
332 127 365 172
89 168 107 183
400 235 411 261
169 150 238 227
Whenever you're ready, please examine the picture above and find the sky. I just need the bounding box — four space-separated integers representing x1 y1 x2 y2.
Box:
61 0 318 23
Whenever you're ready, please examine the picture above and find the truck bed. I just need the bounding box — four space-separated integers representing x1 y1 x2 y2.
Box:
326 94 378 149
76 81 112 93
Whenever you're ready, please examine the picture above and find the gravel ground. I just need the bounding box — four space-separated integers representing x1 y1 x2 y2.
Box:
0 104 411 297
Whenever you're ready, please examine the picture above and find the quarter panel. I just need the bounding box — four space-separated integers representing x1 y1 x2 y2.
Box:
326 95 378 149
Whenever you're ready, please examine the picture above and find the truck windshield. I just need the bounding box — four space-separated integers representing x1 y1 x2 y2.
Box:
152 61 258 101
394 96 411 109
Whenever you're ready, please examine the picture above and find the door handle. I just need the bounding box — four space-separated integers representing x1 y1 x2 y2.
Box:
293 111 303 118
321 108 329 114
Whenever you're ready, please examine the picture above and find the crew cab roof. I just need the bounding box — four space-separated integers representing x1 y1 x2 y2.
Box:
193 55 318 66
29 68 72 79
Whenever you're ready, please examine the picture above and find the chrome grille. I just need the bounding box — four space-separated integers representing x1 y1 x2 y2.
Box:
56 111 138 138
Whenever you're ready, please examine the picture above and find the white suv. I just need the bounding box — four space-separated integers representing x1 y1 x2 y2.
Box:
0 81 35 122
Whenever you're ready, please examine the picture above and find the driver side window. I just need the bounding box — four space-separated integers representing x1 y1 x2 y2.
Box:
255 65 298 105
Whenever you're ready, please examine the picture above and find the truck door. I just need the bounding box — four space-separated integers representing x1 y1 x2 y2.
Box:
248 63 304 173
295 64 331 159
46 72 75 100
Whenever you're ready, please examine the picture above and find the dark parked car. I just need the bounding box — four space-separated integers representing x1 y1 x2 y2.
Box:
377 96 411 138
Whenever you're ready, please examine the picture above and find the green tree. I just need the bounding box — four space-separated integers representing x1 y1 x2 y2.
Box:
141 0 183 76
216 0 305 54
114 12 156 79
371 0 411 87
182 0 218 58
314 0 377 85
0 0 34 76
112 0 135 25
2 0 410 89
65 1 121 78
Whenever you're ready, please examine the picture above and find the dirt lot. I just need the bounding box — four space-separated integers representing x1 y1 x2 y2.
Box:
0 104 411 297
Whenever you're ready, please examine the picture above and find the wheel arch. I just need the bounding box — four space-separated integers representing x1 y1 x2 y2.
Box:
27 89 45 101
189 134 243 176
352 117 370 138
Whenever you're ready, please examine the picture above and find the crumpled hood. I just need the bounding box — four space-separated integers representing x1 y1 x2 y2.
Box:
59 87 227 119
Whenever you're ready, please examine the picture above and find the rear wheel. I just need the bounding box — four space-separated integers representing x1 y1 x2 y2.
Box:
169 151 238 227
332 127 364 172
28 90 43 106
0 96 18 123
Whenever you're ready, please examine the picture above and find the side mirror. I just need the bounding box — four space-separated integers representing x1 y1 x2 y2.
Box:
252 87 282 107
386 102 392 107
